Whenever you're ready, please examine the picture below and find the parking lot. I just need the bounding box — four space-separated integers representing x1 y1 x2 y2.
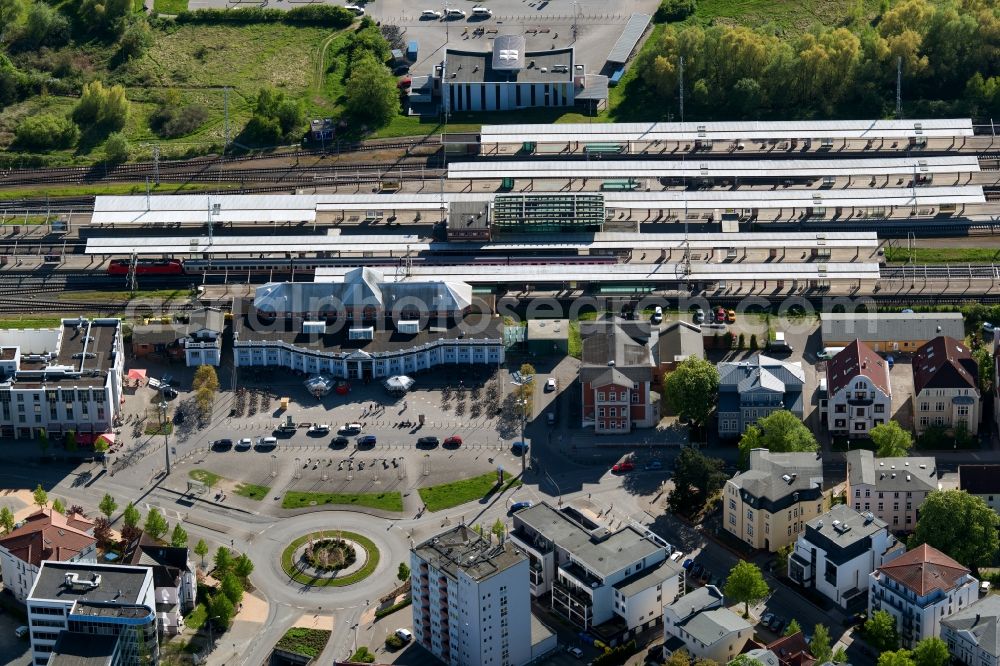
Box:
0 609 31 666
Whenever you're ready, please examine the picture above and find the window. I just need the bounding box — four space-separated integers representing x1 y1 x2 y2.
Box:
874 404 885 413
893 516 899 525
729 514 736 526
855 381 866 390
855 407 865 417
878 502 883 511
865 489 871 497
835 419 846 428
920 416 929 427
864 503 870 511
729 499 736 510
855 489 861 497
747 525 753 536
920 402 929 411
958 405 969 416
894 502 899 511
855 422 866 430
747 509 754 520
597 392 605 401
788 525 792 536
631 391 639 404
598 408 605 417
835 404 846 413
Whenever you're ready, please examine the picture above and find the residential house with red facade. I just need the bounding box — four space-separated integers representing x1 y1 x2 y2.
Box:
579 321 659 434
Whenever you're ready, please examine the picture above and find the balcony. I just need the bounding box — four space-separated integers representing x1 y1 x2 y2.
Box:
511 526 554 554
553 579 594 608
560 562 602 590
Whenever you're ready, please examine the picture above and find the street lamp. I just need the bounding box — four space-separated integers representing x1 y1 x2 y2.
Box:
207 614 221 651
157 389 171 476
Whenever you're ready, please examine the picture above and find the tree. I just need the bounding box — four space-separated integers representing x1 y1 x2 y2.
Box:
775 544 793 575
655 0 697 23
92 438 106 455
738 409 818 465
784 618 802 637
667 446 727 515
810 624 832 663
912 489 1000 572
193 365 220 392
663 356 720 427
37 429 49 455
749 334 759 350
397 562 410 583
0 0 26 29
32 484 48 510
170 523 188 548
195 539 209 567
221 571 243 606
73 80 130 131
23 1 70 48
737 332 746 350
344 54 400 127
119 523 141 551
870 420 913 457
214 546 233 576
79 0 132 32
51 498 65 515
491 518 506 542
14 112 78 151
865 609 900 652
143 507 168 541
832 647 848 663
514 363 536 420
665 650 691 666
913 637 949 666
99 493 117 519
729 657 764 666
208 593 235 630
93 517 113 549
122 502 140 528
65 431 77 453
103 132 130 163
724 561 769 617
234 553 254 580
878 650 916 666
0 506 13 534
973 345 995 394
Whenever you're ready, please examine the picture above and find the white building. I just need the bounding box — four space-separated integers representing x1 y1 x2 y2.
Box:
826 340 892 437
0 318 124 440
26 561 158 666
869 543 979 649
410 525 555 666
181 308 224 367
959 465 1000 514
846 450 939 531
912 336 980 435
509 502 682 636
941 594 1000 666
663 586 753 663
0 510 95 603
788 504 902 610
124 533 197 636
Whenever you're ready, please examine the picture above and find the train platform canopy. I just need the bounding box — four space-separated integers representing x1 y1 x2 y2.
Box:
85 231 879 256
92 194 318 225
477 118 975 145
314 261 883 284
606 13 652 65
447 156 981 180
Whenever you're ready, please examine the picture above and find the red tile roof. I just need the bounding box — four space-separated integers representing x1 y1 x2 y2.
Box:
767 632 816 666
913 336 978 395
827 339 890 397
878 543 970 596
0 510 95 568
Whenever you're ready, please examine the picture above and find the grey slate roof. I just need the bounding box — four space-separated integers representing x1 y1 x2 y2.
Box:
804 504 888 548
742 649 781 666
657 321 704 364
731 450 822 503
822 312 964 344
667 586 751 646
667 585 722 619
846 449 937 492
942 594 1000 658
718 354 805 393
613 557 682 597
49 632 118 666
580 319 656 384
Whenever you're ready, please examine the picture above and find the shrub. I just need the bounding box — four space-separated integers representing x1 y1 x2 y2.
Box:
73 80 130 131
175 5 353 27
15 113 79 150
385 633 404 650
118 19 153 61
104 132 130 163
655 0 696 22
149 104 209 138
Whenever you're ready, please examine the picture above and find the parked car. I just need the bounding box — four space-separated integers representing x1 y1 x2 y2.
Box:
308 424 330 435
395 628 412 642
693 308 705 324
760 612 774 627
397 76 412 89
162 387 178 399
726 309 736 323
443 435 463 448
652 305 663 324
235 438 252 451
691 562 704 577
644 460 663 470
509 500 533 513
211 438 233 451
357 434 377 447
682 559 694 570
715 307 726 323
445 8 466 18
612 461 635 473
770 616 786 633
340 423 362 435
421 9 443 18
983 322 996 335
511 441 529 456
417 436 440 448
330 436 350 448
567 646 584 659
14 626 27 639
669 551 684 562
699 568 711 583
344 4 365 15
545 377 558 392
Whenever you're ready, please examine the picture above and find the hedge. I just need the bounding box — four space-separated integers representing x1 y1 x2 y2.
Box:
175 5 354 27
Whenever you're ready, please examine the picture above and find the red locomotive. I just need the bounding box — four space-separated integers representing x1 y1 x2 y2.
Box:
106 259 184 276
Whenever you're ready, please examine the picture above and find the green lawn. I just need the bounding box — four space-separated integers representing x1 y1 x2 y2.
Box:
418 472 521 512
0 317 69 329
188 469 221 488
282 491 403 512
0 182 241 201
144 422 173 436
184 603 207 630
60 289 188 302
275 628 331 658
568 320 582 359
234 483 270 501
153 0 189 13
884 247 1000 264
280 530 380 587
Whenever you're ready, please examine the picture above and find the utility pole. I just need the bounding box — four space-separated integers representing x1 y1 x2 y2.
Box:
127 252 138 293
223 86 230 152
895 56 902 119
152 144 160 186
572 0 578 42
679 56 685 124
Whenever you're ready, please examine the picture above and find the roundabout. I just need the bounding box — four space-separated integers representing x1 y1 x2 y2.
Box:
280 530 380 587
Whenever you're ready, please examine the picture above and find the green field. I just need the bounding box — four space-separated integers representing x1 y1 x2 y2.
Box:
153 0 189 13
692 0 882 32
884 247 1000 264
0 182 240 201
282 490 403 512
418 472 521 512
234 483 270 501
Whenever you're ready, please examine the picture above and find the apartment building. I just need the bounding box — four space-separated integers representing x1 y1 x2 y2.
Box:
788 504 902 610
663 586 752 663
123 533 196 636
509 502 682 636
821 312 965 352
869 544 978 649
0 318 124 440
723 449 825 552
717 355 805 437
912 336 980 436
131 308 224 367
826 340 891 437
410 525 552 666
959 464 1000 513
26 561 158 666
579 321 659 433
940 594 1000 666
846 450 938 531
0 509 95 603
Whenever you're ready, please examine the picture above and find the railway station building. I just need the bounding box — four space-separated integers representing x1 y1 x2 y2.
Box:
0 318 123 440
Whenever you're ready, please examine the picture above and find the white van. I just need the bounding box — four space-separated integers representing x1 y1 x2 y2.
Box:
421 9 443 18
257 436 278 447
344 4 365 15
472 6 493 17
446 8 467 18
817 346 845 360
652 306 663 324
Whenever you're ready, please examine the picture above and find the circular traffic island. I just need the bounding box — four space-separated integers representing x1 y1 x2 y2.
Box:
281 530 380 587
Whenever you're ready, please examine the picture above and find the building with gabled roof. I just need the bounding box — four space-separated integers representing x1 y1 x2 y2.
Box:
723 449 824 552
941 593 1000 666
959 464 1000 514
912 336 980 435
123 532 196 636
869 543 978 648
662 586 752 663
579 320 659 433
821 312 965 352
766 632 817 666
717 354 805 437
0 509 96 603
826 340 891 437
846 449 938 531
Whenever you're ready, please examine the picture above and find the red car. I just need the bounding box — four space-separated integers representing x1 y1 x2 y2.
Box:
444 436 463 447
334 381 351 395
715 307 726 323
612 461 635 473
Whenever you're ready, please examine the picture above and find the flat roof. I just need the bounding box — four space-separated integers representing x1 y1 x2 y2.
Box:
479 118 975 144
30 561 149 605
413 524 526 583
2 319 119 389
316 262 883 284
447 156 981 179
92 194 317 225
49 632 118 666
606 13 651 64
492 34 525 71
446 46 573 83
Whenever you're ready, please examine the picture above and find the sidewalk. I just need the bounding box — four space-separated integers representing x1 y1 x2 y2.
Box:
204 592 269 666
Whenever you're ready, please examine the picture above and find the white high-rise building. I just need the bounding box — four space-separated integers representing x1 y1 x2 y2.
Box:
410 525 532 666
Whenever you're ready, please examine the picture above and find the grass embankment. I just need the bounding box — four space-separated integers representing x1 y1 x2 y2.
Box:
884 247 1000 264
280 530 379 587
0 182 241 201
60 289 189 302
418 471 522 512
281 490 403 512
